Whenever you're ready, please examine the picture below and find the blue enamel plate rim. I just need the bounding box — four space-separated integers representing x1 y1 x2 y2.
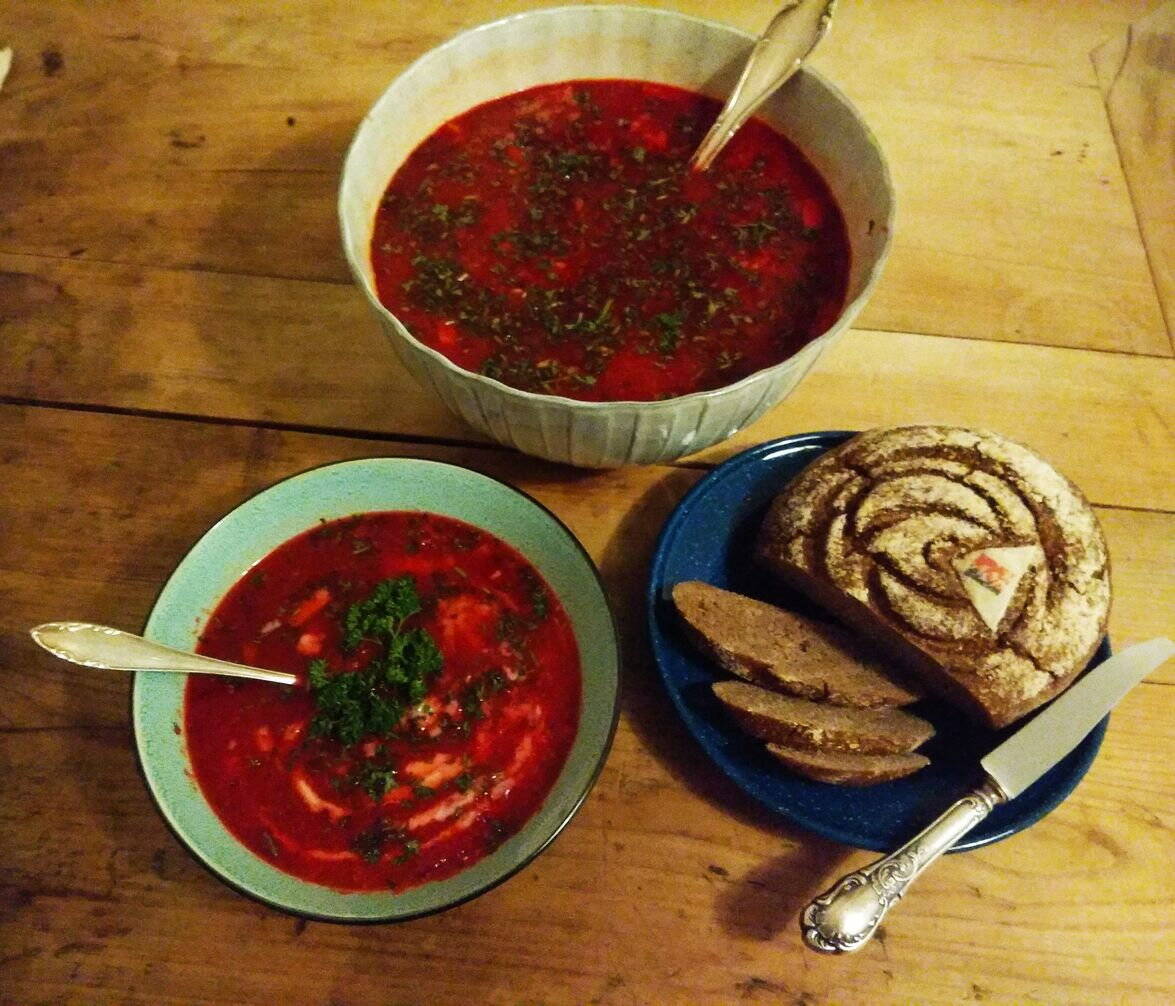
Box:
645 431 1108 852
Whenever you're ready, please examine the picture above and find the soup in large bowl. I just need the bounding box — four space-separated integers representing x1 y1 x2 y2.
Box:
339 5 893 467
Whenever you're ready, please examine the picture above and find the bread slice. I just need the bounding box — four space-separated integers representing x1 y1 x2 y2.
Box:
757 425 1111 729
712 680 934 754
765 743 929 785
672 581 921 708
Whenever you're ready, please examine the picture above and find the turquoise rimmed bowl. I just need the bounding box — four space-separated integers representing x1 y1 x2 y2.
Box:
133 457 620 922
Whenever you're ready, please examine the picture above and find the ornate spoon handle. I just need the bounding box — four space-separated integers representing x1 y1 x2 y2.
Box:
690 0 838 171
801 778 1006 953
30 621 299 686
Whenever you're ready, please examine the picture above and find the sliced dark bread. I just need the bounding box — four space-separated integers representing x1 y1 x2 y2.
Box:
712 680 934 755
765 744 929 785
673 581 921 708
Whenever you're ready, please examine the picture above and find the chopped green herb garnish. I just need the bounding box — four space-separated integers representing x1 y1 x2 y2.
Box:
394 839 421 864
733 219 778 249
352 761 398 800
541 149 597 181
654 311 685 354
343 576 420 650
527 577 549 621
459 668 510 723
307 577 443 747
350 819 397 863
459 685 485 722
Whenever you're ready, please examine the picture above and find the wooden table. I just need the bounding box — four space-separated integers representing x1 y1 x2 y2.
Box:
2 2 1172 1002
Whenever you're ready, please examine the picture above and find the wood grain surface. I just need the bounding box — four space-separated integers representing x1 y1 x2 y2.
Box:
1093 1 1175 342
2 406 1173 1005
1 0 1173 1003
0 0 1166 351
2 253 1171 509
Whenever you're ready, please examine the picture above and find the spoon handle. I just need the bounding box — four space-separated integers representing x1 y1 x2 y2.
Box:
691 0 838 172
30 622 300 686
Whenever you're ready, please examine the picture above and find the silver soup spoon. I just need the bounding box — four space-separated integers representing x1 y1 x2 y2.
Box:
30 621 299 686
691 0 838 172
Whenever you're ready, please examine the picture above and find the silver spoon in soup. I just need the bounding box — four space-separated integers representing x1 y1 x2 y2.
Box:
30 621 299 686
691 0 838 171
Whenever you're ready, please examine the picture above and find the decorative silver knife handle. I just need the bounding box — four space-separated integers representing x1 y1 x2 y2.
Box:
801 777 1006 953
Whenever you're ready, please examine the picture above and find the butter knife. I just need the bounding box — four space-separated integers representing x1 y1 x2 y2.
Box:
800 636 1175 954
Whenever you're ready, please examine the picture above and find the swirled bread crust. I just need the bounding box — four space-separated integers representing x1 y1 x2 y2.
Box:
757 427 1111 728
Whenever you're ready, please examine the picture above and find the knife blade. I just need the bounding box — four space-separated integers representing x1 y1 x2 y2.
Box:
801 637 1175 954
982 636 1175 799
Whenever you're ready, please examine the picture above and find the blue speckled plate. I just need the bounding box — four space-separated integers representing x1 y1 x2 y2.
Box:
646 432 1108 852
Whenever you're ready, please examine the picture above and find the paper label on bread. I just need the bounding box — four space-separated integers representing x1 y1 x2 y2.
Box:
757 426 1111 728
952 545 1041 633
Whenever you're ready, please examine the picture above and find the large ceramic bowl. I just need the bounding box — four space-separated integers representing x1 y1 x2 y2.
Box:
339 5 893 467
133 458 620 922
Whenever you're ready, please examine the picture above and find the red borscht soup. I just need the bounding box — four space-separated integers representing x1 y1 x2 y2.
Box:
186 511 581 892
371 79 850 402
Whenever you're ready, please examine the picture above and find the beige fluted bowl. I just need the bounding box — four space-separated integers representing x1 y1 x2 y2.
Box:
339 5 893 467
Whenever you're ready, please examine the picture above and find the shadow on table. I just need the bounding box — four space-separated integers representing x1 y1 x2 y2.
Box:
57 505 259 908
712 840 852 941
190 116 452 440
595 467 854 939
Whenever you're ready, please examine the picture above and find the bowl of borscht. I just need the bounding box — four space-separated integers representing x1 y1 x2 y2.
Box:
340 5 893 467
133 458 620 921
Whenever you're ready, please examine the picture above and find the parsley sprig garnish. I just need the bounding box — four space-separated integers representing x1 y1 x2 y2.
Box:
307 577 443 747
351 761 398 800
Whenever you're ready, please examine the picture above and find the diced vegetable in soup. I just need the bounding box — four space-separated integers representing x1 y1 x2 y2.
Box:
371 79 850 402
186 511 581 892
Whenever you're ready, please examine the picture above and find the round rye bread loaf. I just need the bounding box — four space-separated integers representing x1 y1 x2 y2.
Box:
756 426 1111 729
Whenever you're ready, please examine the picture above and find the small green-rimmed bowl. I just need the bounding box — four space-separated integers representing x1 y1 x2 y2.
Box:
133 457 620 922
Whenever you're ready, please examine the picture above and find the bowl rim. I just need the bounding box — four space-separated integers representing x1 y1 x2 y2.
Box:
338 2 895 412
131 455 622 923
